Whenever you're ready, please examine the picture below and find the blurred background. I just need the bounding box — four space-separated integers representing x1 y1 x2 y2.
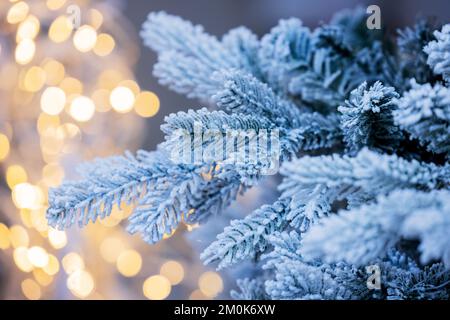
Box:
0 0 449 300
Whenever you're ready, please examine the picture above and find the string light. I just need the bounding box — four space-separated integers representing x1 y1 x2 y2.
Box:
73 25 97 52
48 228 67 249
69 96 95 122
7 1 29 24
59 77 83 95
99 237 126 263
15 39 36 64
48 16 73 43
23 66 46 92
27 246 49 268
33 269 54 286
42 59 65 85
16 15 40 41
0 134 11 161
110 86 135 113
0 224 11 250
12 183 43 210
6 165 27 189
9 225 29 248
46 0 67 11
62 252 84 274
198 271 223 298
94 33 115 56
143 275 172 300
14 247 33 272
160 261 185 285
21 278 41 300
67 269 95 298
43 254 60 276
40 87 66 115
116 249 142 277
134 91 160 117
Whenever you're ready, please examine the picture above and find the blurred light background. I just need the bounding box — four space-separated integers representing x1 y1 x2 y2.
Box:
0 0 449 300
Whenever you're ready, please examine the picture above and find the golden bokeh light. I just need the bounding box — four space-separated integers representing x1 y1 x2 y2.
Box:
93 33 115 56
198 271 223 298
119 80 140 96
159 261 185 285
110 86 135 113
37 113 60 135
43 254 60 276
27 246 49 268
0 134 11 161
7 1 29 24
15 39 35 65
116 249 142 277
189 289 209 300
69 96 95 122
40 87 66 115
42 163 65 187
46 0 67 10
33 268 54 286
134 91 160 118
6 164 28 189
48 15 73 43
73 25 97 52
23 66 46 92
67 270 95 298
0 223 11 250
12 183 44 209
100 237 126 263
59 77 83 95
89 9 104 29
21 278 41 300
14 247 33 272
48 228 67 249
62 252 84 274
42 59 65 85
9 225 29 248
16 15 40 42
143 275 172 300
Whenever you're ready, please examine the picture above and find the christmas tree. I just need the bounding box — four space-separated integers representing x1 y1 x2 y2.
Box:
47 8 450 299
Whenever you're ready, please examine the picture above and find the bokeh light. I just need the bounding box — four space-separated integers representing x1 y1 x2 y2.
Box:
40 87 66 115
116 249 142 277
48 15 73 43
15 38 35 65
0 134 11 161
143 275 172 300
21 278 41 300
198 271 224 298
7 2 29 24
73 25 97 52
134 91 160 117
110 86 135 113
69 96 95 122
160 260 185 285
94 33 115 56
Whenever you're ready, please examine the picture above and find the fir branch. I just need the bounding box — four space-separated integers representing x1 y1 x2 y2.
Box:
424 24 450 83
394 80 450 157
300 189 450 267
201 199 291 269
338 81 402 154
279 148 449 232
